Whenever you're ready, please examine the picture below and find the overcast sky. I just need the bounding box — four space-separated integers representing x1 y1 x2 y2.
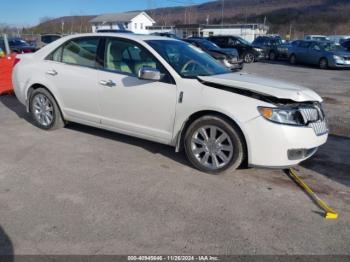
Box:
1 0 209 26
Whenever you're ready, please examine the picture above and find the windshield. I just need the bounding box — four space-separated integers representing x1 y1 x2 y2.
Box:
320 42 347 52
271 38 282 45
146 40 230 78
237 37 251 45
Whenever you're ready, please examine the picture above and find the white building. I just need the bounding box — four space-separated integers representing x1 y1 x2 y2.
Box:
147 23 268 42
90 11 156 34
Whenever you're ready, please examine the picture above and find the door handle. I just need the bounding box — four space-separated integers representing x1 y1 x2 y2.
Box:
46 69 58 76
99 80 116 87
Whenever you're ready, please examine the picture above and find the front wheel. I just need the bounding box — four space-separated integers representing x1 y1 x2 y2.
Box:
184 116 245 174
243 52 255 63
30 88 65 130
289 54 297 65
269 51 276 60
319 58 328 69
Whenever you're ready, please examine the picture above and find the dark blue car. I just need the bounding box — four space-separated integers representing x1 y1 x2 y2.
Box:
288 40 350 69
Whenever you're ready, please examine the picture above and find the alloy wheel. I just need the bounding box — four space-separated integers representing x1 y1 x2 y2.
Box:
190 125 234 170
244 53 255 63
290 55 296 64
32 94 54 127
319 58 328 69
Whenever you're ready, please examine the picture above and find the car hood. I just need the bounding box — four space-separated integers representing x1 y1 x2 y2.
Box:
208 48 237 57
198 72 322 102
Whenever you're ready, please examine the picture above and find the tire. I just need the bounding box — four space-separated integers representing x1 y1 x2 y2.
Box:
269 51 276 61
243 52 255 63
319 58 328 69
30 88 64 130
184 115 245 174
289 54 297 65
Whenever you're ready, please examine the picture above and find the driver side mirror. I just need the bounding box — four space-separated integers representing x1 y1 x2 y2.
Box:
138 67 161 81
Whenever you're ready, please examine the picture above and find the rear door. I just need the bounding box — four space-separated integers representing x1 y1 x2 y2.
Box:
296 41 311 63
308 42 322 65
44 37 102 124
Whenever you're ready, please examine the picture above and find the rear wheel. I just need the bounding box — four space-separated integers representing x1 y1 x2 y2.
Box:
184 115 245 174
319 58 328 69
289 54 297 65
30 88 64 130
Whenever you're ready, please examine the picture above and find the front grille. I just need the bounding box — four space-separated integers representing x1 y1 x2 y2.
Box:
344 57 350 61
309 121 328 136
299 104 328 136
300 107 319 122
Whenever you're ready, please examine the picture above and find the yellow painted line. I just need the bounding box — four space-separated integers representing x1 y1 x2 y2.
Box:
288 168 338 220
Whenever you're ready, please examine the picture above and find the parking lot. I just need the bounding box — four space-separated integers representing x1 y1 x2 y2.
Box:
0 61 349 255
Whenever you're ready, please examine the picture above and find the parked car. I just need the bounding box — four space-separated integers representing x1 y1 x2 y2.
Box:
184 37 243 70
150 32 180 39
8 38 36 53
208 35 264 63
304 35 329 41
341 39 350 51
288 40 350 69
327 35 350 44
36 34 62 49
13 33 328 173
252 36 289 60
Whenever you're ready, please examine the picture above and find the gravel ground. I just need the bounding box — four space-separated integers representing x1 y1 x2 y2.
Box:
0 62 349 255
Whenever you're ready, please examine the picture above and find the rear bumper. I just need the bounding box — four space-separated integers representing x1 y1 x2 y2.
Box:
244 116 328 167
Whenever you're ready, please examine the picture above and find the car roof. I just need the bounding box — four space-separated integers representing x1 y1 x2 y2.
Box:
61 33 180 42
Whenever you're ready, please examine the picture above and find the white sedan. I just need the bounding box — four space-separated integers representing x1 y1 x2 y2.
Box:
13 33 328 173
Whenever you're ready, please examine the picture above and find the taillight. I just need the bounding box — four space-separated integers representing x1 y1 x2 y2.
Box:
13 57 21 67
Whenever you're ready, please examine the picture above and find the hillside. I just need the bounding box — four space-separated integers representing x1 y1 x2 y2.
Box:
26 0 350 38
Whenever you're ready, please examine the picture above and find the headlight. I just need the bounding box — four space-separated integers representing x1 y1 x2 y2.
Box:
254 48 263 52
258 106 305 126
333 55 343 60
218 58 232 67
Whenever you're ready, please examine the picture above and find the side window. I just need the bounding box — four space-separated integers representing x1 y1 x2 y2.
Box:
311 43 321 50
105 38 160 76
61 38 100 67
213 37 225 46
299 42 311 48
104 38 173 83
228 38 236 45
46 46 63 62
41 36 50 44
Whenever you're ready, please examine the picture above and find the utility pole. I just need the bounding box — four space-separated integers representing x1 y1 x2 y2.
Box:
221 0 225 27
289 24 292 40
61 21 65 34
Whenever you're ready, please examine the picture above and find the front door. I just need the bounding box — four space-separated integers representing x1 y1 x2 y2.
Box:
97 38 177 144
